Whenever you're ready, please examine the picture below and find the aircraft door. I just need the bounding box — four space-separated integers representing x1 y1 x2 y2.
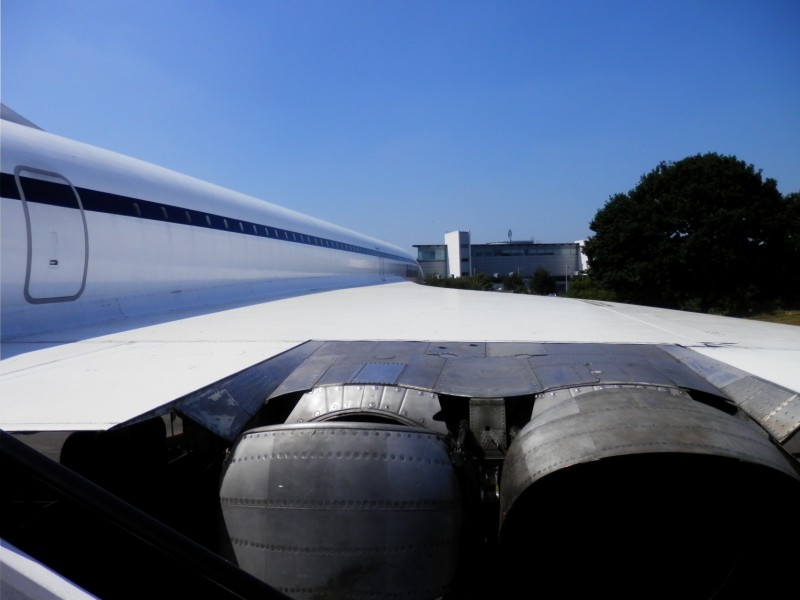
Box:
17 168 88 302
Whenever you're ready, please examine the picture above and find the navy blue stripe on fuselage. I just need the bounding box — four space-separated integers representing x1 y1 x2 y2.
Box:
0 172 416 265
0 172 21 199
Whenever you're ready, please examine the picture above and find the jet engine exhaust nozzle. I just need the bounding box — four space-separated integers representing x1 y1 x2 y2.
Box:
498 387 800 598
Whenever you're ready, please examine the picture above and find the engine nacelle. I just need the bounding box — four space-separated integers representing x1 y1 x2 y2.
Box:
219 422 461 599
498 386 800 598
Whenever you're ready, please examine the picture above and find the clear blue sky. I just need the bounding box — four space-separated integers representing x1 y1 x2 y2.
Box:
3 0 799 254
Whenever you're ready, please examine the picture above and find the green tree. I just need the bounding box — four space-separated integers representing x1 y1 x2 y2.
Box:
462 272 493 291
529 267 557 295
564 275 616 301
583 153 793 315
780 192 800 308
502 272 526 293
422 272 492 291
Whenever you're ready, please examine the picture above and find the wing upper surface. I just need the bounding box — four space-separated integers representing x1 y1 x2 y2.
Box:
2 281 799 431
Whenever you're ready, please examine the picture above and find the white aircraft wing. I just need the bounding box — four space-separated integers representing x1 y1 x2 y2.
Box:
3 281 798 433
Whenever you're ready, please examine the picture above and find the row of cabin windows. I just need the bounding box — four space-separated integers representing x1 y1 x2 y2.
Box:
130 200 370 254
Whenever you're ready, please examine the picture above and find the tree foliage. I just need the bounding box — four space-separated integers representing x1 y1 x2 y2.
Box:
583 153 797 315
423 273 493 290
502 272 526 293
529 267 556 296
783 191 800 308
564 276 617 301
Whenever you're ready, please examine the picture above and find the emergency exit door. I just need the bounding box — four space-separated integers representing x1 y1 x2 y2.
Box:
18 168 88 302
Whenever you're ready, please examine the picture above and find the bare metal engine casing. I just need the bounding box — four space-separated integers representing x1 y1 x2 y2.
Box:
498 386 800 598
219 422 462 599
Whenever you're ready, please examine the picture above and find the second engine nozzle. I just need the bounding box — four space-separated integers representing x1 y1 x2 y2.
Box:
498 386 800 599
219 422 461 600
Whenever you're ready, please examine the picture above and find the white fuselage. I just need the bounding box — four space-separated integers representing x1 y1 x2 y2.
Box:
0 121 419 340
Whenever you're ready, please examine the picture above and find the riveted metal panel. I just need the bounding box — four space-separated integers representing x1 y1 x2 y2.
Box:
662 345 800 443
527 343 709 391
397 388 443 431
397 353 447 391
650 346 724 396
178 341 800 451
370 340 431 359
267 342 335 398
531 363 598 389
724 378 800 442
289 387 315 421
178 340 323 440
352 362 406 384
660 344 744 389
342 385 366 410
469 398 507 457
436 356 542 397
313 340 382 357
377 386 406 413
360 384 385 410
584 361 674 386
220 422 461 599
178 387 251 441
285 383 446 433
315 359 367 387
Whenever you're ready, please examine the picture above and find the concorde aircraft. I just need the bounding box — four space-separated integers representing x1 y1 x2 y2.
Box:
1 104 799 600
